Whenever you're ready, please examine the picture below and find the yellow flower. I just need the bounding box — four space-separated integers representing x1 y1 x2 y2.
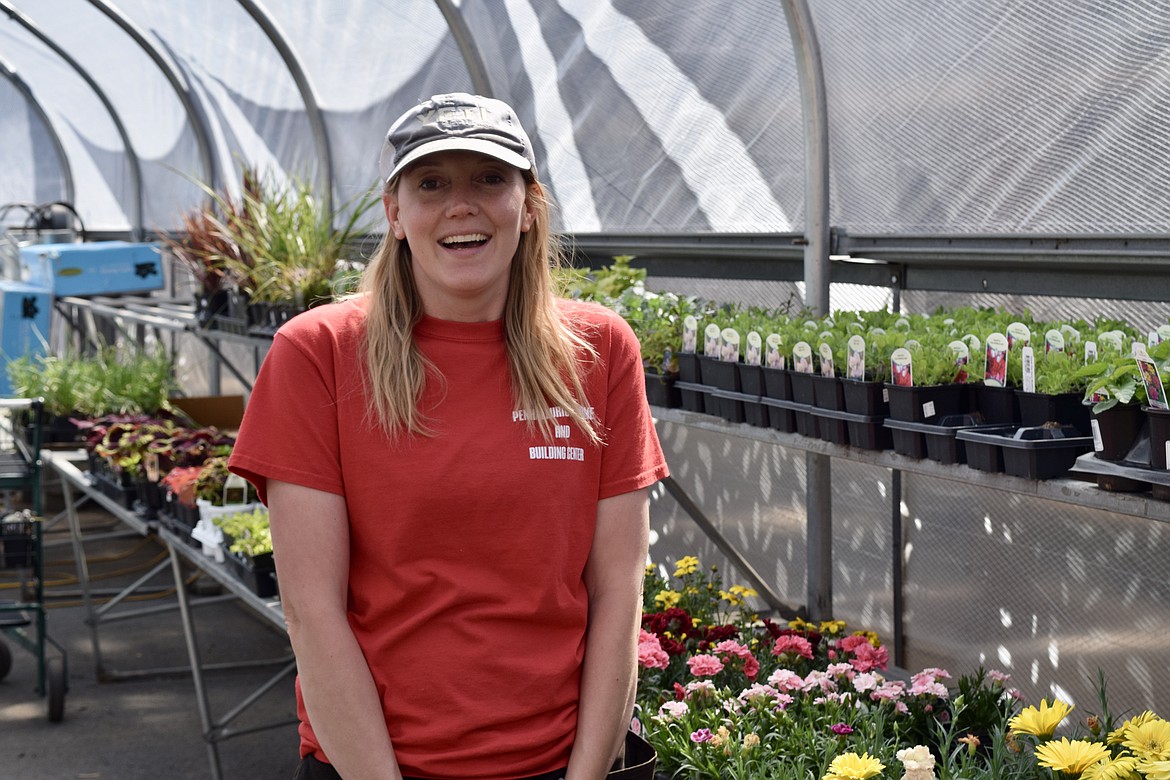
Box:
673 556 700 577
720 585 758 606
823 752 885 780
958 733 982 756
1123 718 1170 761
819 619 847 635
1139 759 1170 780
1081 755 1141 780
654 590 681 609
742 732 760 751
1010 699 1074 739
709 725 730 749
1109 711 1158 745
789 617 811 632
1035 738 1110 776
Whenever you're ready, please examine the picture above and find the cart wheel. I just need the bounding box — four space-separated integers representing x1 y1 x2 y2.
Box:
0 639 11 681
47 657 65 722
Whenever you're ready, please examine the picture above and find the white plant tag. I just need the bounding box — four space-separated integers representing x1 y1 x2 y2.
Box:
1091 418 1103 452
1022 347 1035 394
922 400 936 419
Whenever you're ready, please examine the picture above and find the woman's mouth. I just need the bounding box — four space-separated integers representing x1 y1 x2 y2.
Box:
440 233 490 249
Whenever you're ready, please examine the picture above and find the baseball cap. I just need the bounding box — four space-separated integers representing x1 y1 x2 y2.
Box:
379 93 536 183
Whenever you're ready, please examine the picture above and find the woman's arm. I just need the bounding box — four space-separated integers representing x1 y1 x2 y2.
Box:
566 488 650 780
268 479 402 780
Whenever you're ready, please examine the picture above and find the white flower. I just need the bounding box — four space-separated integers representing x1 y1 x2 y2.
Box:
852 672 881 693
658 700 689 720
897 745 936 780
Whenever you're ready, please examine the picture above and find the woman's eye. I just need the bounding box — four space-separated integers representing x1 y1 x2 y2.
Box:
418 177 441 190
481 172 505 185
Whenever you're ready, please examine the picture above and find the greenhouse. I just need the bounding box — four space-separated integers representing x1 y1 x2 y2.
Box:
1 1 1169 779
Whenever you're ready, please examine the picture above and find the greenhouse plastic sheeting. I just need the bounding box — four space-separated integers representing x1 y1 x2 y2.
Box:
3 1 1170 236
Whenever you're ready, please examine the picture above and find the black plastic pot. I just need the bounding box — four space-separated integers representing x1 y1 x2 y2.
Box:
1147 406 1170 470
1090 402 1146 463
1017 390 1091 435
737 364 768 427
885 383 966 423
972 383 1020 424
842 380 889 417
675 354 705 412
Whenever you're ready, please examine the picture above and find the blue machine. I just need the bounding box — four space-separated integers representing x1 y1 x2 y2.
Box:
0 280 52 397
18 241 163 297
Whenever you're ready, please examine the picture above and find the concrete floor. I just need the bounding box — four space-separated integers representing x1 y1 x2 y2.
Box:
0 492 301 780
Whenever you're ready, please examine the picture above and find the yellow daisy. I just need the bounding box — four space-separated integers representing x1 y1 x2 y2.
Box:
654 589 681 609
1122 718 1170 761
1081 755 1141 780
823 752 885 780
1010 699 1074 739
1109 711 1158 745
1138 759 1170 780
673 555 700 577
1035 738 1110 776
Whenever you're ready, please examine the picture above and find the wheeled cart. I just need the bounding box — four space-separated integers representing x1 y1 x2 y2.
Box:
0 398 68 721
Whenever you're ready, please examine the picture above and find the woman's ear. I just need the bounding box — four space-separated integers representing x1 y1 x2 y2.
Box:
521 184 539 233
384 191 405 240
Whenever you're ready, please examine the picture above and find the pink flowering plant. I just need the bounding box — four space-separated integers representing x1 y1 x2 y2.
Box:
636 555 1049 779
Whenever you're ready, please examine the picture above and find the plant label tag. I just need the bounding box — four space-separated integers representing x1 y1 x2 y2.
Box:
890 347 913 387
1159 324 1170 343
984 333 1009 387
145 453 160 483
882 387 889 402
818 342 835 378
792 341 814 374
1149 331 1158 347
720 328 740 363
765 333 785 369
223 472 248 506
1091 418 1103 452
745 332 762 366
1006 322 1031 349
1165 441 1170 470
704 323 722 358
922 400 936 419
682 315 698 354
1134 350 1168 410
1022 347 1035 394
1085 341 1097 364
846 334 866 380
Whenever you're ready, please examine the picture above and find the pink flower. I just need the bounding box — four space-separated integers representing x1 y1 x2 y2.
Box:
988 669 1011 684
768 669 805 692
742 655 760 681
659 700 689 719
714 639 752 658
831 722 854 735
852 672 880 693
774 692 794 710
691 728 714 743
772 634 814 660
871 680 906 702
803 670 839 693
848 642 889 673
909 680 949 698
837 634 872 654
637 630 670 670
687 653 725 677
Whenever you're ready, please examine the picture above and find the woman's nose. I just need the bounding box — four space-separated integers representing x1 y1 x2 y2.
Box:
444 181 478 217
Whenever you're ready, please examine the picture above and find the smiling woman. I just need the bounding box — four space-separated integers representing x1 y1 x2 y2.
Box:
228 93 668 780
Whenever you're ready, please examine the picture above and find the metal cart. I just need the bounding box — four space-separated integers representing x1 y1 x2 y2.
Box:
0 397 67 722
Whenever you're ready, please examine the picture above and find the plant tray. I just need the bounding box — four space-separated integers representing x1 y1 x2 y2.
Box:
644 369 682 409
759 396 798 433
674 380 710 414
707 388 747 425
956 425 1094 480
761 367 791 401
1069 452 1170 495
224 551 278 599
883 415 994 465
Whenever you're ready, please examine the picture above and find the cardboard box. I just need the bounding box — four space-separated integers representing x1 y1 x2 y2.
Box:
0 280 52 396
169 395 245 431
19 241 164 297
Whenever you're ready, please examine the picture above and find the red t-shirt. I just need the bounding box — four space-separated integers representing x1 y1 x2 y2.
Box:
228 297 668 779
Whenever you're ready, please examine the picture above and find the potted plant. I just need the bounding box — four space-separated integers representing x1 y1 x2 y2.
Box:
214 505 277 598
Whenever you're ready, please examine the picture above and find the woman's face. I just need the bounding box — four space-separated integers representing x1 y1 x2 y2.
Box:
385 150 535 321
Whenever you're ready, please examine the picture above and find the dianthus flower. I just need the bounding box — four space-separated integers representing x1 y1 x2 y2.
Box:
637 629 670 670
849 641 890 673
690 727 713 743
687 653 724 677
768 668 805 692
772 634 814 660
658 700 689 719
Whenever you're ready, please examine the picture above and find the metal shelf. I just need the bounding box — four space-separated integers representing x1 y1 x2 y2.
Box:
652 405 1170 525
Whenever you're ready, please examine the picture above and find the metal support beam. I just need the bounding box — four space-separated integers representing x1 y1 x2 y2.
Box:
434 0 494 97
0 56 74 204
0 0 144 239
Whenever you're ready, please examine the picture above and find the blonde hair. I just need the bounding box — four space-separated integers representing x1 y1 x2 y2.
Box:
358 173 600 444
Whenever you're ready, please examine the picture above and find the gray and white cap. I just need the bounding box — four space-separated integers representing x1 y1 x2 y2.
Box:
379 92 536 184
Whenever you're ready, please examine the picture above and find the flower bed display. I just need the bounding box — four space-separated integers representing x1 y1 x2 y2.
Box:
638 555 1170 779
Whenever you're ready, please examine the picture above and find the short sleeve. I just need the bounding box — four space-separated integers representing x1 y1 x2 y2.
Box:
595 310 670 499
228 325 346 505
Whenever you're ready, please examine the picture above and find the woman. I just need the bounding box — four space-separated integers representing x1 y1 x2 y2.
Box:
229 93 668 780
